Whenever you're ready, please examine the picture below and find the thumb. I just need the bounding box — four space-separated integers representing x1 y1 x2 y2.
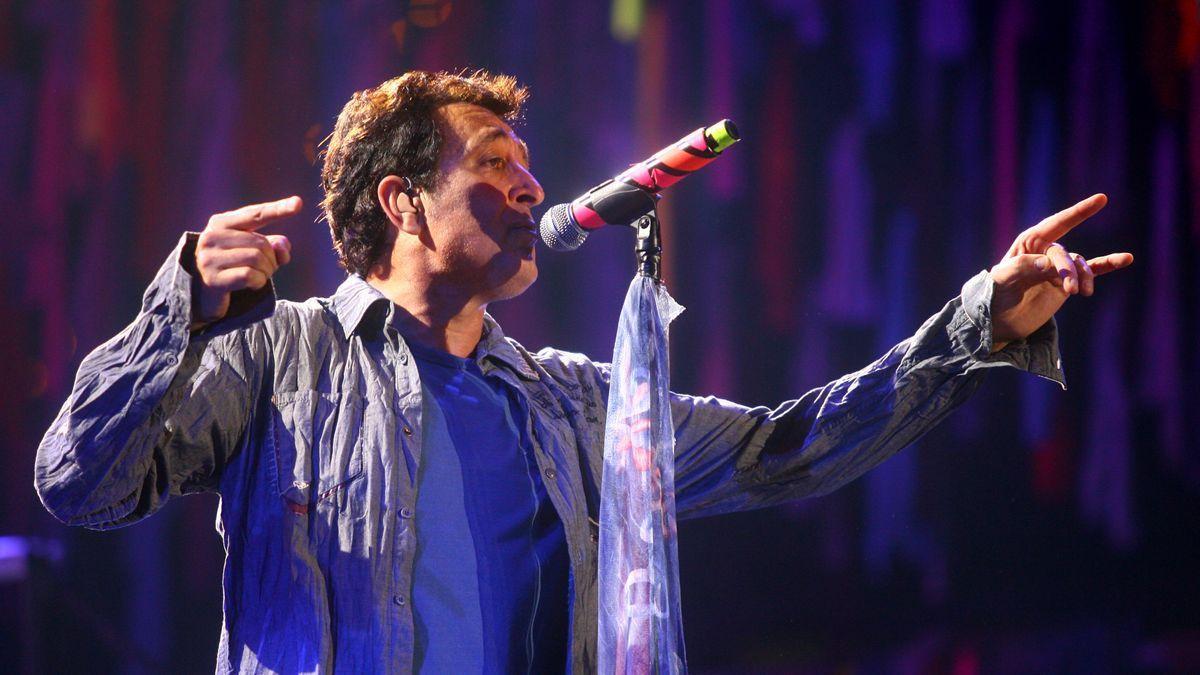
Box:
266 234 292 267
994 253 1056 286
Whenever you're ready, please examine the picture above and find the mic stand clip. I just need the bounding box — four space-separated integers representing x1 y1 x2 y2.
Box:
633 209 662 282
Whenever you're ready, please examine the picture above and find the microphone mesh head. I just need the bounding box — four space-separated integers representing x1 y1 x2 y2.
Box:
539 203 589 252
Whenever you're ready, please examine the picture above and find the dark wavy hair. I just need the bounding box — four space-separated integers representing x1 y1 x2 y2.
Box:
319 70 528 276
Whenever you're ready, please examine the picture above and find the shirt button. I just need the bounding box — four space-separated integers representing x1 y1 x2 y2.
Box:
399 353 409 365
166 354 178 366
543 467 557 480
399 506 414 519
393 594 406 606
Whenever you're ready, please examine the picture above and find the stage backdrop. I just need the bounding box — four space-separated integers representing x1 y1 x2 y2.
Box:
1 0 1198 672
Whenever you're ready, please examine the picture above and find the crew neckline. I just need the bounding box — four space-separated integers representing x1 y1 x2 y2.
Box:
406 338 477 371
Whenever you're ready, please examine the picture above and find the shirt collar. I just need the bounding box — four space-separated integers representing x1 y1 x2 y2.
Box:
329 275 390 338
327 275 540 381
477 313 541 381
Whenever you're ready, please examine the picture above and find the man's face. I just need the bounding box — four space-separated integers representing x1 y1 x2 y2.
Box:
417 102 545 303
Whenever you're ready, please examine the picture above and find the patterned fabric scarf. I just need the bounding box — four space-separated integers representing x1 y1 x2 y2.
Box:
598 276 686 674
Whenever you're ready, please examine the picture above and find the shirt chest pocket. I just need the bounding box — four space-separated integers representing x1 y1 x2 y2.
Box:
268 390 366 519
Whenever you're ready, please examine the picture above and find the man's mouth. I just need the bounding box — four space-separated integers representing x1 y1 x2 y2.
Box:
507 219 538 258
508 219 537 240
508 217 536 233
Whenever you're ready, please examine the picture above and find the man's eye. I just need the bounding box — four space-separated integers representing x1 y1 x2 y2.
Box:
486 157 507 169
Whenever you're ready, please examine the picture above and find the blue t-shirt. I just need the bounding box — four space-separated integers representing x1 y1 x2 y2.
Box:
408 340 570 673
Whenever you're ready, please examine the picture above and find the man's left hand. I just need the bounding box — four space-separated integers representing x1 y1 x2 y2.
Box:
988 193 1134 352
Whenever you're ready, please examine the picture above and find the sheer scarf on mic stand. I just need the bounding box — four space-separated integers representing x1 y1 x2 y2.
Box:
598 276 686 674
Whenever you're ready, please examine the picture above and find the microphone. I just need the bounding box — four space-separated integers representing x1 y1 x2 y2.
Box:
539 119 740 251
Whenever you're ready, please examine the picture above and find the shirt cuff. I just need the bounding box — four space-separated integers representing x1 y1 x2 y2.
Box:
958 269 1067 390
175 232 276 340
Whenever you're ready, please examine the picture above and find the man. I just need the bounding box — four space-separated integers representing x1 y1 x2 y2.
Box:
35 70 1132 673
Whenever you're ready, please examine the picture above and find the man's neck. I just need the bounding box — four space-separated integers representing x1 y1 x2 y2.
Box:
364 273 486 359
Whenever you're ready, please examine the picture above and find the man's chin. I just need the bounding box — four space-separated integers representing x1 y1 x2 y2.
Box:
512 261 538 296
491 260 538 302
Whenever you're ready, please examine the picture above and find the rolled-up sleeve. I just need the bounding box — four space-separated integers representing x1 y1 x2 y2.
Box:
667 269 1065 519
34 234 273 530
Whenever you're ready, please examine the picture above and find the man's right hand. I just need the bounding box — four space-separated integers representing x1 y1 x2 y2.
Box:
192 196 302 329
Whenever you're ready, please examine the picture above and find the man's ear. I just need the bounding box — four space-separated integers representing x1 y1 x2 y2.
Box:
377 175 423 236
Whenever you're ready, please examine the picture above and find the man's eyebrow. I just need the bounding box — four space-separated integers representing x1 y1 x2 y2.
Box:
518 138 531 166
468 127 531 166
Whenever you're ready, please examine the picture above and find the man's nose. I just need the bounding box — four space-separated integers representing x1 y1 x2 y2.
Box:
511 164 544 208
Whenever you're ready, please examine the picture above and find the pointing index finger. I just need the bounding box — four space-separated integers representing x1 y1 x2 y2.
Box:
1026 193 1107 246
209 196 303 232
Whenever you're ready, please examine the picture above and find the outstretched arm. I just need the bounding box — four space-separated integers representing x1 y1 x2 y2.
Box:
668 194 1132 519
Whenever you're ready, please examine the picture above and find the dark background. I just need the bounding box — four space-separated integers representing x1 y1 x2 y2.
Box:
1 0 1198 672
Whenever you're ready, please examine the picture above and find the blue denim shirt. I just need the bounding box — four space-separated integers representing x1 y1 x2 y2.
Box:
35 234 1064 674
